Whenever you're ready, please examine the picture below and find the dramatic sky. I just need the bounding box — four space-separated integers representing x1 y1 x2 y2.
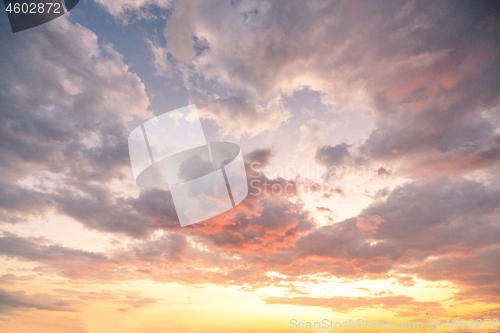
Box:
1 1 500 332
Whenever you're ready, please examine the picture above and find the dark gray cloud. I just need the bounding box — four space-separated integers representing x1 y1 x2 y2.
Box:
53 187 179 238
0 182 53 223
0 289 74 313
0 233 110 264
315 143 352 167
244 149 275 169
177 155 214 181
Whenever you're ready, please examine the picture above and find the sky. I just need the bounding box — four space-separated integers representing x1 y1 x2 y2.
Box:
0 0 500 332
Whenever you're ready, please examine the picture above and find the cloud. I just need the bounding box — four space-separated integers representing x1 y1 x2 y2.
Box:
298 120 327 152
160 0 500 182
401 135 500 180
194 198 316 254
0 233 113 279
194 95 291 138
94 0 173 19
355 215 385 232
94 0 500 157
0 15 150 185
0 289 74 313
0 177 498 301
95 0 500 186
244 148 275 169
0 182 53 223
163 1 196 63
53 188 179 238
146 39 173 76
288 178 500 289
315 143 352 167
0 16 165 237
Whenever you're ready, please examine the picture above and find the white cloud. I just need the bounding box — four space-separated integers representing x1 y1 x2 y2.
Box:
94 0 173 19
298 119 328 152
146 39 172 76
